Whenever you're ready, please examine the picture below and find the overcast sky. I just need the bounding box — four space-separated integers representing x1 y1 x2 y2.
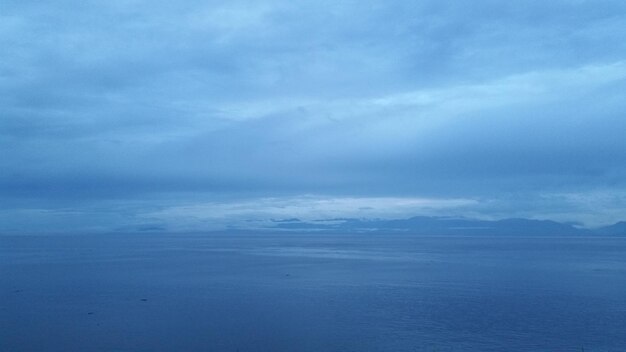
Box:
2 0 626 232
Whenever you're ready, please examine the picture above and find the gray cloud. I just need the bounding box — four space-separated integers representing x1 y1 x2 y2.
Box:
2 0 626 231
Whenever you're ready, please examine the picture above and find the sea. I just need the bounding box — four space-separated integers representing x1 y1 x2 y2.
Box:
2 233 626 351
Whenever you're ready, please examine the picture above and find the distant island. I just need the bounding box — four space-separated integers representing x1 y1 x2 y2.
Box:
261 216 626 236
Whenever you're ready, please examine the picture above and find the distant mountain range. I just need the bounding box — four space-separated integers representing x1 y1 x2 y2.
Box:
267 216 626 236
597 221 626 236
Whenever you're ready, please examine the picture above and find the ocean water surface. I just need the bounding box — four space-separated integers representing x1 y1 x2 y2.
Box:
2 233 626 351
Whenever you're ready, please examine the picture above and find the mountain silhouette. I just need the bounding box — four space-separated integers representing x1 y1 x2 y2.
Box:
596 221 626 235
271 216 613 235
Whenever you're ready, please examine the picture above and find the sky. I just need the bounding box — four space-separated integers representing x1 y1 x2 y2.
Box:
2 0 626 232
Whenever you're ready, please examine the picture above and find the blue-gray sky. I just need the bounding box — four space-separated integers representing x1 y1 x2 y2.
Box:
2 0 626 232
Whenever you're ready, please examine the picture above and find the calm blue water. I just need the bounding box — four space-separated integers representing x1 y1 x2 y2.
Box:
2 233 626 351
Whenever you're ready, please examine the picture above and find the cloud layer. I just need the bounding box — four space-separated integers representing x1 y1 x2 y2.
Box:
2 0 626 231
